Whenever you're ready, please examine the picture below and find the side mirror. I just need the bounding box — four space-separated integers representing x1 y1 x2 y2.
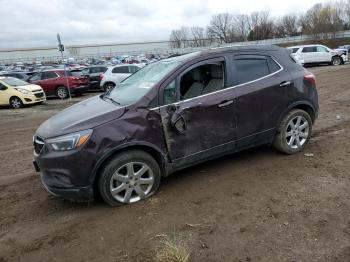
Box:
170 111 186 134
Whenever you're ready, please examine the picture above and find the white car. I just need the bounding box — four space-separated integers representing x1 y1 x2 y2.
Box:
288 44 347 66
100 64 142 92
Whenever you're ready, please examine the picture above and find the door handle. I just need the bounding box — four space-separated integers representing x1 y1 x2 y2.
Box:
280 81 291 87
218 100 233 108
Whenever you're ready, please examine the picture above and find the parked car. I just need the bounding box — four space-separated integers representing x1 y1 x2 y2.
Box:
28 70 88 99
288 44 347 66
100 64 142 92
0 77 46 108
337 44 350 52
33 45 319 206
0 71 31 81
83 66 108 89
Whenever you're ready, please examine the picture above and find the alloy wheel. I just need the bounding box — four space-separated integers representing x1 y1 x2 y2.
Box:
11 97 22 109
332 57 341 66
109 162 155 203
285 115 309 149
57 87 68 99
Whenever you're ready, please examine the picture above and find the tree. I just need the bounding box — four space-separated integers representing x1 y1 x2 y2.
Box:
190 26 206 47
247 11 274 40
207 13 235 43
169 27 190 48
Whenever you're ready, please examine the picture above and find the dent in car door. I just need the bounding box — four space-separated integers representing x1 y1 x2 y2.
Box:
158 58 236 168
232 54 290 149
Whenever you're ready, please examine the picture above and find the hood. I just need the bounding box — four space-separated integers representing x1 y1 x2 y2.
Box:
19 84 42 92
36 95 126 138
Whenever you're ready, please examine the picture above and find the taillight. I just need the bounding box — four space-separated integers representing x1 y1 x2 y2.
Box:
304 72 316 87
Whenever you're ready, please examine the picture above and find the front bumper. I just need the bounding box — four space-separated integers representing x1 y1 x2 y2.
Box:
21 93 46 105
32 138 97 202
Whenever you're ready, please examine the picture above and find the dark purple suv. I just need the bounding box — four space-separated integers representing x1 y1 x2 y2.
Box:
33 45 319 206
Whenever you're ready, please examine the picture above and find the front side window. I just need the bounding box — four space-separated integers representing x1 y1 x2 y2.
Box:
235 58 269 84
107 60 180 106
163 80 177 105
129 66 140 74
41 71 57 80
316 46 328 53
0 82 8 90
292 48 299 53
180 62 225 100
29 73 41 81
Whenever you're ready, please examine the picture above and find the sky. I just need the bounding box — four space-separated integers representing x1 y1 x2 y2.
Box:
0 0 331 48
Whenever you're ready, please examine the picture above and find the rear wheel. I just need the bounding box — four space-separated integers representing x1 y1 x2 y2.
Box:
273 109 312 154
103 83 115 92
331 56 342 66
56 86 68 99
9 96 23 109
98 150 161 206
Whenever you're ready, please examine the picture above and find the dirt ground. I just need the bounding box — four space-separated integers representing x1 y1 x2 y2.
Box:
0 64 350 262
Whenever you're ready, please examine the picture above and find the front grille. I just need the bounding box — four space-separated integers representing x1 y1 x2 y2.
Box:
34 92 44 98
33 136 45 155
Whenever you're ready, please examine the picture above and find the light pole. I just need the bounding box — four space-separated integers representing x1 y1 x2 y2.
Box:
57 33 71 100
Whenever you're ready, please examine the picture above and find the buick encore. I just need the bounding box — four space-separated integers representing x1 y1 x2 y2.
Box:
33 45 319 206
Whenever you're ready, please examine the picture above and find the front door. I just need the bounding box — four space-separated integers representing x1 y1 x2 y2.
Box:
158 57 236 167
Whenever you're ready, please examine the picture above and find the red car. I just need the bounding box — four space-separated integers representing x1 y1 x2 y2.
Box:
28 70 89 99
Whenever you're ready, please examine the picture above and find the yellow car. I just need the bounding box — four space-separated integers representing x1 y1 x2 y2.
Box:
0 77 46 108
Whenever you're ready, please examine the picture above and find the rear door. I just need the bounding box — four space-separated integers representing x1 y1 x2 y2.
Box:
301 46 318 63
111 66 130 83
231 54 291 149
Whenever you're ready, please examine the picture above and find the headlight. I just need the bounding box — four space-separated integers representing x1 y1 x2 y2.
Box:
15 88 30 94
46 129 92 151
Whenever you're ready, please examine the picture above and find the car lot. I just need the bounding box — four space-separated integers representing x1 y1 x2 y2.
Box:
0 64 349 261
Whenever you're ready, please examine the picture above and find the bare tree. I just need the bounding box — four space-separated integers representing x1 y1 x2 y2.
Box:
282 14 300 36
190 26 206 47
247 11 274 40
207 13 235 43
169 27 190 48
233 14 250 41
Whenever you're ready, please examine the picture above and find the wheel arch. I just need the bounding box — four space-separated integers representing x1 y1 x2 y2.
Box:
9 95 23 105
277 101 316 129
90 142 169 192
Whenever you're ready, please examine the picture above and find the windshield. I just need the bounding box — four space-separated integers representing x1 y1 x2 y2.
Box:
107 60 180 106
2 77 29 86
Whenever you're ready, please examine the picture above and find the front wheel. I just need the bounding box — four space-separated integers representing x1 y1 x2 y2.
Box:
98 150 161 206
273 109 312 154
9 96 23 109
331 56 342 66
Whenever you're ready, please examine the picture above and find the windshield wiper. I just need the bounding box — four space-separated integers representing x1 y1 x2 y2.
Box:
102 94 121 106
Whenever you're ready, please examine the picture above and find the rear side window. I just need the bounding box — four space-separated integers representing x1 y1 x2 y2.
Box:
235 58 270 84
302 46 317 53
112 66 128 74
129 66 139 74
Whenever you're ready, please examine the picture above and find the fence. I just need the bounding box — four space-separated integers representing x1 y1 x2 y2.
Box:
1 30 350 65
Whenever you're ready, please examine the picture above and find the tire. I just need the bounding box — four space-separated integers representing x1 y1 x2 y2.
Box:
273 109 312 154
331 56 341 66
56 86 69 99
103 83 115 92
98 150 161 206
9 96 23 109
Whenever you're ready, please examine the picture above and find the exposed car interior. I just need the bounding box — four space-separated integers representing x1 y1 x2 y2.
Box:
180 62 225 100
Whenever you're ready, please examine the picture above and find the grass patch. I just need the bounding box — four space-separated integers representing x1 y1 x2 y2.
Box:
155 235 191 262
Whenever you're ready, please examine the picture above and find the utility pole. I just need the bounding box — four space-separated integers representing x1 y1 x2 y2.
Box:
57 33 71 100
